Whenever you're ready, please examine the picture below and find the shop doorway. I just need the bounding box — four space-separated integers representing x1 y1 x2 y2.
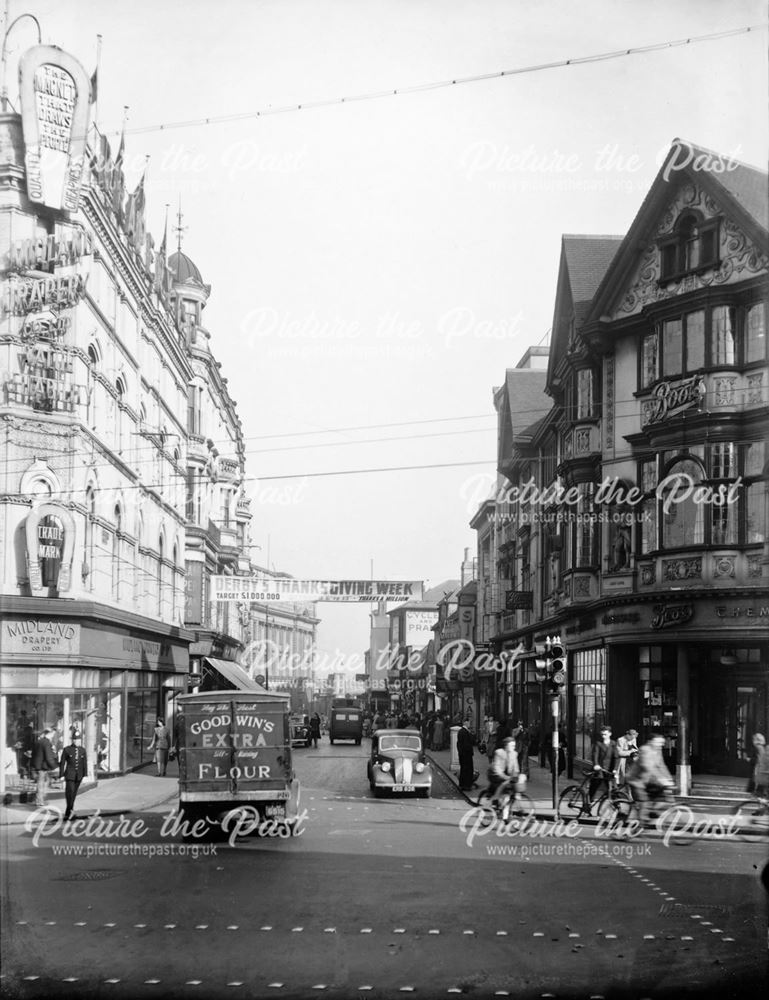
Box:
696 668 768 777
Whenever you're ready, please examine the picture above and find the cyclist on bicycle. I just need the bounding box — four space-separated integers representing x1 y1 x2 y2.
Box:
626 733 675 824
487 736 520 818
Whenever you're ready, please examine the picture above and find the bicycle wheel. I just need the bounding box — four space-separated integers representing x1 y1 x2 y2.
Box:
731 799 769 841
557 785 585 820
476 788 498 828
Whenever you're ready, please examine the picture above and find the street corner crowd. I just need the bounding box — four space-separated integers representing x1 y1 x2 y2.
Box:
437 712 769 822
5 716 176 821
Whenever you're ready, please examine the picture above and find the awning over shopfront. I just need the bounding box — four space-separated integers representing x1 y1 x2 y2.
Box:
203 657 271 693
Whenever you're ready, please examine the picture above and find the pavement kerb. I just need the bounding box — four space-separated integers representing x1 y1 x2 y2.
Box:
0 770 178 827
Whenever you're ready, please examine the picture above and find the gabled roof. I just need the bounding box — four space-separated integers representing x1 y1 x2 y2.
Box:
585 139 768 324
546 235 623 388
495 368 552 470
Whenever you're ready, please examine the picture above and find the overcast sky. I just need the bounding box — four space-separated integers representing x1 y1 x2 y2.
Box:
10 0 767 668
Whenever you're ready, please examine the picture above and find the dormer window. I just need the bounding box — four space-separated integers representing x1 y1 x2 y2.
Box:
659 212 719 281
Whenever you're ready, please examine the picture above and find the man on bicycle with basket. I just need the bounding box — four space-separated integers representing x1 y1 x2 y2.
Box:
487 736 522 820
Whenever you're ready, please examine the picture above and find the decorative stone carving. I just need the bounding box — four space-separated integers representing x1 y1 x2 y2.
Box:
604 356 614 454
575 428 591 455
713 377 737 407
747 555 763 578
663 557 702 581
640 563 655 586
713 556 735 579
615 187 769 318
574 576 591 597
747 372 765 406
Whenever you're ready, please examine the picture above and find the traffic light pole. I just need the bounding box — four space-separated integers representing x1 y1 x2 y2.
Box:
550 693 559 809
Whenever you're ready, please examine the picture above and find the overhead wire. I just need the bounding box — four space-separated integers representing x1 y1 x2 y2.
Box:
87 24 766 140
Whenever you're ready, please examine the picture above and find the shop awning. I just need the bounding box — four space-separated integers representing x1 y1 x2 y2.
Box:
203 657 271 693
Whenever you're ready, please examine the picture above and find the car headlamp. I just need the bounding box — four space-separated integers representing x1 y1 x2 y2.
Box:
415 762 425 773
379 761 391 772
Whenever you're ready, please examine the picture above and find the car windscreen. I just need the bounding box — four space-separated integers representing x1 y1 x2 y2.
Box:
378 736 421 752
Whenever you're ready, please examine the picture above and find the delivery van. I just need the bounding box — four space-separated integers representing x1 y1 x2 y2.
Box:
176 690 300 835
329 706 363 745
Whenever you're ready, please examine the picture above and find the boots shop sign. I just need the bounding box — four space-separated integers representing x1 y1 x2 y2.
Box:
18 45 92 213
25 503 75 594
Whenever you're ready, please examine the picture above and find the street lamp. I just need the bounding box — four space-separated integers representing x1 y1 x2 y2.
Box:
1 11 42 112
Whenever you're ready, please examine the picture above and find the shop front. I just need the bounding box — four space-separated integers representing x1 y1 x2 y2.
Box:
557 595 769 786
0 603 192 793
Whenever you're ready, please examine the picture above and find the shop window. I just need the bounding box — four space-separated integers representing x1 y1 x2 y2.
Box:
746 303 766 363
572 648 606 761
125 688 158 771
711 503 737 546
4 696 66 784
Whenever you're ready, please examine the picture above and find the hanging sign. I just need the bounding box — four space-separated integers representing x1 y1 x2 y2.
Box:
212 577 424 603
18 45 92 213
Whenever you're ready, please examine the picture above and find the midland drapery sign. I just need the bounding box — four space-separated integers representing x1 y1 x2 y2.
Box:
212 578 424 603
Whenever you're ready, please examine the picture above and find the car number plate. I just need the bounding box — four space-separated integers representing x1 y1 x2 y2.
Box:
391 784 415 792
264 805 286 818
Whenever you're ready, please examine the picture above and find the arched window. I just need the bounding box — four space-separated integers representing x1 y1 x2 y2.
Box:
661 457 704 548
112 505 122 599
660 212 719 280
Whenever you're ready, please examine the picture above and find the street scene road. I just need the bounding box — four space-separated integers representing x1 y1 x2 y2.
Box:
2 740 767 1000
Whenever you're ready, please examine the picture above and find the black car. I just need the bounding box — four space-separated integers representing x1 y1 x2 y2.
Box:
289 715 311 748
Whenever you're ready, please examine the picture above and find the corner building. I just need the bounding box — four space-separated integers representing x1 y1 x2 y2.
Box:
0 47 256 785
492 142 768 790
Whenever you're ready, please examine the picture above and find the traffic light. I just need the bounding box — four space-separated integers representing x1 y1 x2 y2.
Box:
544 635 566 691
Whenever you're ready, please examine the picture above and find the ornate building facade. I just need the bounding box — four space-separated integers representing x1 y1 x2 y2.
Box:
0 45 259 785
480 142 768 788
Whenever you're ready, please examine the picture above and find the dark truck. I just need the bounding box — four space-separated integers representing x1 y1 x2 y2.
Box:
176 691 301 836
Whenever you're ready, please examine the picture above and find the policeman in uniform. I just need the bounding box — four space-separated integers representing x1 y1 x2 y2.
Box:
58 730 87 821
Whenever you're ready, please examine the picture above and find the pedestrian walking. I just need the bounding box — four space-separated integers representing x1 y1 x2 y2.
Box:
457 719 476 791
309 712 322 748
432 714 445 751
148 717 171 776
58 731 87 821
616 728 639 785
32 727 58 807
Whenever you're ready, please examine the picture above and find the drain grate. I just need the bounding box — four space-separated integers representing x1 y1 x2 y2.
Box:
660 902 733 917
56 870 124 882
